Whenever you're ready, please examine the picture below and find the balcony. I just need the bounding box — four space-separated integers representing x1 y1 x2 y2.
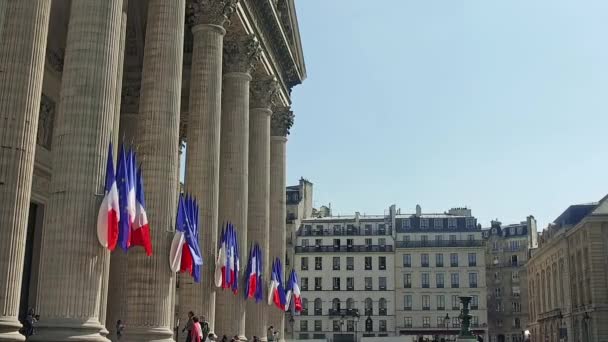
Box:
298 227 393 237
329 308 360 317
450 262 459 267
422 284 430 289
314 308 322 315
396 240 484 248
422 306 430 311
347 286 354 291
404 306 412 311
437 283 444 288
437 306 445 311
295 245 394 253
346 265 354 270
365 308 373 316
314 286 322 291
451 284 459 288
379 308 387 316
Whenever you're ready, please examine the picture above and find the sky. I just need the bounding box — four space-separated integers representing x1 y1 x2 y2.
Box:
286 0 608 229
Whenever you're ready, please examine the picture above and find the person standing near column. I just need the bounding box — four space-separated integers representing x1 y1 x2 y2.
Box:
31 1 122 341
0 2 51 340
268 106 294 341
181 0 238 333
214 32 261 341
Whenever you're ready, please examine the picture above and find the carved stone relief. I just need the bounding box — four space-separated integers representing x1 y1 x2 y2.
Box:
37 94 55 149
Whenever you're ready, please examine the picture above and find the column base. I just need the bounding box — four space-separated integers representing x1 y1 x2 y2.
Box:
28 319 109 342
120 326 174 342
0 317 25 342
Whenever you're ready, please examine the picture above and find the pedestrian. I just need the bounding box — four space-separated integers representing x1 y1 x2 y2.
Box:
220 335 228 342
252 336 260 342
230 335 239 342
23 308 35 337
116 320 125 340
182 311 194 342
200 315 210 341
267 326 274 341
191 316 203 342
207 333 217 341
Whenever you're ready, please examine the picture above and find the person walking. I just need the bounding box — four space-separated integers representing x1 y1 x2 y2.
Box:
191 316 203 342
200 316 210 341
183 311 195 342
116 320 125 340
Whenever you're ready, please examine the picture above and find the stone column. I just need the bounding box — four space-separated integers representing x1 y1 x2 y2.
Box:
268 107 294 342
31 1 122 341
180 0 237 333
215 33 261 341
245 77 278 341
0 2 51 341
108 1 185 341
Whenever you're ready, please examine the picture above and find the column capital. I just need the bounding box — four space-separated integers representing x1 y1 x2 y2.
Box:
187 0 238 28
271 106 294 137
223 33 262 74
250 76 279 109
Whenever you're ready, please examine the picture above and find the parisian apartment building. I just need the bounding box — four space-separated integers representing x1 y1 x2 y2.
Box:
482 217 537 342
526 196 608 342
292 213 396 341
394 206 488 341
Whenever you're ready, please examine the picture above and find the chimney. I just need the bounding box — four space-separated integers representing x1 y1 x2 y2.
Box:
416 204 421 217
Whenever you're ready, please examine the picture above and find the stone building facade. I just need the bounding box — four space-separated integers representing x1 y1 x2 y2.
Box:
394 206 488 341
293 213 396 342
482 217 537 342
0 1 305 341
526 197 608 342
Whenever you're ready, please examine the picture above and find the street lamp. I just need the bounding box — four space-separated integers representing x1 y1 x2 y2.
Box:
444 313 450 342
353 311 361 342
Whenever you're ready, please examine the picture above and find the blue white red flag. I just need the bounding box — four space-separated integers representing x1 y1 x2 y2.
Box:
285 269 302 313
97 142 120 250
268 258 286 310
116 145 134 251
215 223 240 293
131 165 152 255
169 194 203 282
244 243 263 302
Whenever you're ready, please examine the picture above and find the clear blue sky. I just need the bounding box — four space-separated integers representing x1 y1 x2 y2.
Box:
287 0 608 229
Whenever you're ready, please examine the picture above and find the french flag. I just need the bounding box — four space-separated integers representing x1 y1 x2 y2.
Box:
117 145 135 251
285 269 302 313
131 164 152 256
170 195 203 281
96 142 120 251
268 258 286 310
215 223 239 293
244 243 263 302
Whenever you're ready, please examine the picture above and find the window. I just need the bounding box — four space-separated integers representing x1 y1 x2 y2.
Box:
436 253 444 267
315 257 322 270
302 298 308 315
301 277 309 291
437 316 446 327
403 218 411 229
437 295 445 310
449 235 457 243
365 224 372 235
434 219 443 229
448 218 457 229
347 320 354 332
364 238 372 248
450 253 458 267
451 273 459 288
511 255 518 266
379 320 387 332
421 218 429 229
333 320 341 332
365 277 372 290
471 295 479 310
435 235 443 244
379 277 387 290
403 254 411 267
512 286 521 297
315 239 322 247
496 301 503 312
333 277 340 290
404 295 412 310
404 273 412 288
379 298 387 315
365 298 373 316
301 257 309 270
512 271 519 281
512 302 521 312
471 316 479 327
302 239 309 246
421 273 429 288
404 317 412 328
423 317 430 328
333 238 340 249
347 277 354 290
333 224 341 235
467 234 474 241
422 295 430 310
304 224 312 234
452 295 460 310
466 217 475 228
510 240 520 251
421 253 429 267
314 320 322 332
300 320 308 331
343 257 353 271
378 224 386 234
365 257 372 270
314 277 322 291
346 298 354 310
492 241 498 251
378 256 386 270
421 235 428 245
513 317 521 328
452 317 461 328
365 317 373 332
333 257 340 270
403 235 410 242
346 238 353 248
436 273 444 288
495 288 502 297
468 253 477 266
469 273 478 288
314 298 322 315
378 238 386 247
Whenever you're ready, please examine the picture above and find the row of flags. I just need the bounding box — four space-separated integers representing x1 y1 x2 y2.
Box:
244 243 263 302
169 194 203 282
97 143 152 256
214 223 240 293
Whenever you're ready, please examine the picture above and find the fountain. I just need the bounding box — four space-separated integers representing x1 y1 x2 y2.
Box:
456 296 477 342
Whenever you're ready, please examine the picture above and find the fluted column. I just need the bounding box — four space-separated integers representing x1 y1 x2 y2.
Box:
245 77 278 341
215 33 261 341
107 1 186 341
180 0 237 333
268 107 294 342
0 2 51 341
31 1 122 341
